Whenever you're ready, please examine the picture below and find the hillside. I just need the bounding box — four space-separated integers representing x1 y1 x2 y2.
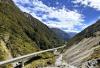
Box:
0 0 63 68
63 20 100 68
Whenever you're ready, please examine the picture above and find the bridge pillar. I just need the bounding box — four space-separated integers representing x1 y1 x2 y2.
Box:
53 49 57 54
15 61 24 68
21 61 24 68
54 49 59 56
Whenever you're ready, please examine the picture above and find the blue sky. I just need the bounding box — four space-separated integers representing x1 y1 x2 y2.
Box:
13 0 100 33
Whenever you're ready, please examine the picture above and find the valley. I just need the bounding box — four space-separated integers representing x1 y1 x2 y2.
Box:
0 0 100 68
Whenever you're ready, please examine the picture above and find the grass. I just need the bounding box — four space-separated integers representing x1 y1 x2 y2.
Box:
25 57 55 68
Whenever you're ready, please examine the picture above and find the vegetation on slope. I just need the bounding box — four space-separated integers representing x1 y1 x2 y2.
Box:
0 0 63 67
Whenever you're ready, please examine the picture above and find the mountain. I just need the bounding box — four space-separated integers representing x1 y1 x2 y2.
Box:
51 28 76 41
63 20 100 68
67 32 77 38
0 0 64 68
51 28 70 41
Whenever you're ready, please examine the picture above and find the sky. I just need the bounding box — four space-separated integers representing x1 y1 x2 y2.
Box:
13 0 100 33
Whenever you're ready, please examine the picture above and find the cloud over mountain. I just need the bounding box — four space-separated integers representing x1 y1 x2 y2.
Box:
13 0 100 32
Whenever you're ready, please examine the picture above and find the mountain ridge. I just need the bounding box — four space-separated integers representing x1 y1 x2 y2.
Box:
51 28 70 41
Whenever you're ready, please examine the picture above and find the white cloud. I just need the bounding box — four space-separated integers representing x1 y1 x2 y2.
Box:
72 0 100 10
13 0 86 32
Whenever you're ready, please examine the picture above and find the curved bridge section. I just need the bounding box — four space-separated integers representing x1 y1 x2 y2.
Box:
0 45 66 68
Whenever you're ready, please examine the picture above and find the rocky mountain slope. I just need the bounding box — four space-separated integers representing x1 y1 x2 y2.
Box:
63 20 100 68
0 0 63 68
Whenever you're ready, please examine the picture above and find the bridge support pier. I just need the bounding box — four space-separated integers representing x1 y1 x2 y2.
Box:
53 49 59 56
19 61 24 68
53 49 57 55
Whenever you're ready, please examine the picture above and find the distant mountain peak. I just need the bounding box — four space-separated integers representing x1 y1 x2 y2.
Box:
51 28 76 41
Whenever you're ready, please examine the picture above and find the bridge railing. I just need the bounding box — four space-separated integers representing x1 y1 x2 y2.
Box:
0 45 66 67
